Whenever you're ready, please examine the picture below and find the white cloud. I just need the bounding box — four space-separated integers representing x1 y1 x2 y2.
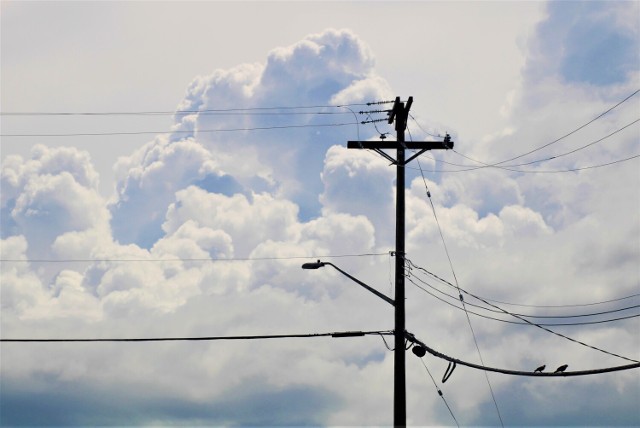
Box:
257 28 375 100
1 146 110 262
2 13 639 427
0 236 48 314
163 186 300 258
321 144 395 245
110 137 235 246
153 220 234 261
107 29 392 248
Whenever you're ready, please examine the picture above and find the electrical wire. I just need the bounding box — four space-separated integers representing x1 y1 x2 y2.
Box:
406 332 640 377
362 110 391 139
0 103 374 116
378 332 394 351
404 153 640 174
405 89 639 174
407 114 443 139
392 119 638 175
338 105 363 149
439 88 640 169
406 274 640 327
407 261 639 311
433 285 640 309
482 89 639 166
452 118 639 170
405 269 640 320
0 252 390 264
406 126 504 427
0 122 358 138
406 259 640 364
406 116 640 173
418 357 460 427
0 329 394 343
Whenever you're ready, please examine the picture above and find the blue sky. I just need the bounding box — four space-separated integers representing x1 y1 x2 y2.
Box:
1 1 639 426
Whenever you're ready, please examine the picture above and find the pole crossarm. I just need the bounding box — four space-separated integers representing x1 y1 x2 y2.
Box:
347 140 453 166
347 141 453 151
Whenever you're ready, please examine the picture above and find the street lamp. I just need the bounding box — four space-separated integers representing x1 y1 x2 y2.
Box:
302 259 397 422
301 260 395 306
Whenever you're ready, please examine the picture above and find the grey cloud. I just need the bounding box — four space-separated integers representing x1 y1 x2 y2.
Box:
0 378 340 426
469 375 640 426
524 1 639 86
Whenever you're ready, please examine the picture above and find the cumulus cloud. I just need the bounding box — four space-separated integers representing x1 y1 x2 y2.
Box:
1 145 110 260
320 144 395 244
109 28 392 248
162 186 300 257
110 136 242 247
2 18 639 427
0 236 48 314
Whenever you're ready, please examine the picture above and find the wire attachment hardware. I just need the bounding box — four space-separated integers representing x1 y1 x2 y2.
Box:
442 361 457 383
366 100 395 106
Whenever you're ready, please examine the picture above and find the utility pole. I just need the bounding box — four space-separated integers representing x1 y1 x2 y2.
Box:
347 96 453 427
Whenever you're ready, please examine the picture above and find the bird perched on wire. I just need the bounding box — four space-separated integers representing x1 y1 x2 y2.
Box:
534 364 545 373
554 364 568 373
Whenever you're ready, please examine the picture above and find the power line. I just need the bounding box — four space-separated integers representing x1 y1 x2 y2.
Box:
406 274 640 327
417 357 460 427
0 122 358 138
407 113 444 139
0 329 393 343
449 118 639 170
405 89 639 174
344 95 454 427
410 264 640 309
402 125 639 175
442 89 640 169
0 252 389 264
405 117 640 173
405 134 504 427
405 269 640 320
456 291 640 309
505 154 640 173
0 103 374 116
485 88 640 166
405 153 640 174
406 259 640 364
406 332 640 378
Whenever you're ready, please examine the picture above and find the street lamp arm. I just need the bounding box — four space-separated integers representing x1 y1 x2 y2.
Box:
301 260 395 306
324 262 396 306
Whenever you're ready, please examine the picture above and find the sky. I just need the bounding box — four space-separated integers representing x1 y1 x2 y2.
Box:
1 1 639 426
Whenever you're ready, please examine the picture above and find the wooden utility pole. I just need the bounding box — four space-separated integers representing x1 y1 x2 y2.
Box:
347 96 453 427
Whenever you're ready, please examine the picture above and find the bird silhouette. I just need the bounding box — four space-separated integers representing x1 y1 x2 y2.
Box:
554 364 568 373
534 364 545 373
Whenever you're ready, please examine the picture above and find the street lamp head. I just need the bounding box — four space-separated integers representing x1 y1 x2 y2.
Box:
301 260 326 270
